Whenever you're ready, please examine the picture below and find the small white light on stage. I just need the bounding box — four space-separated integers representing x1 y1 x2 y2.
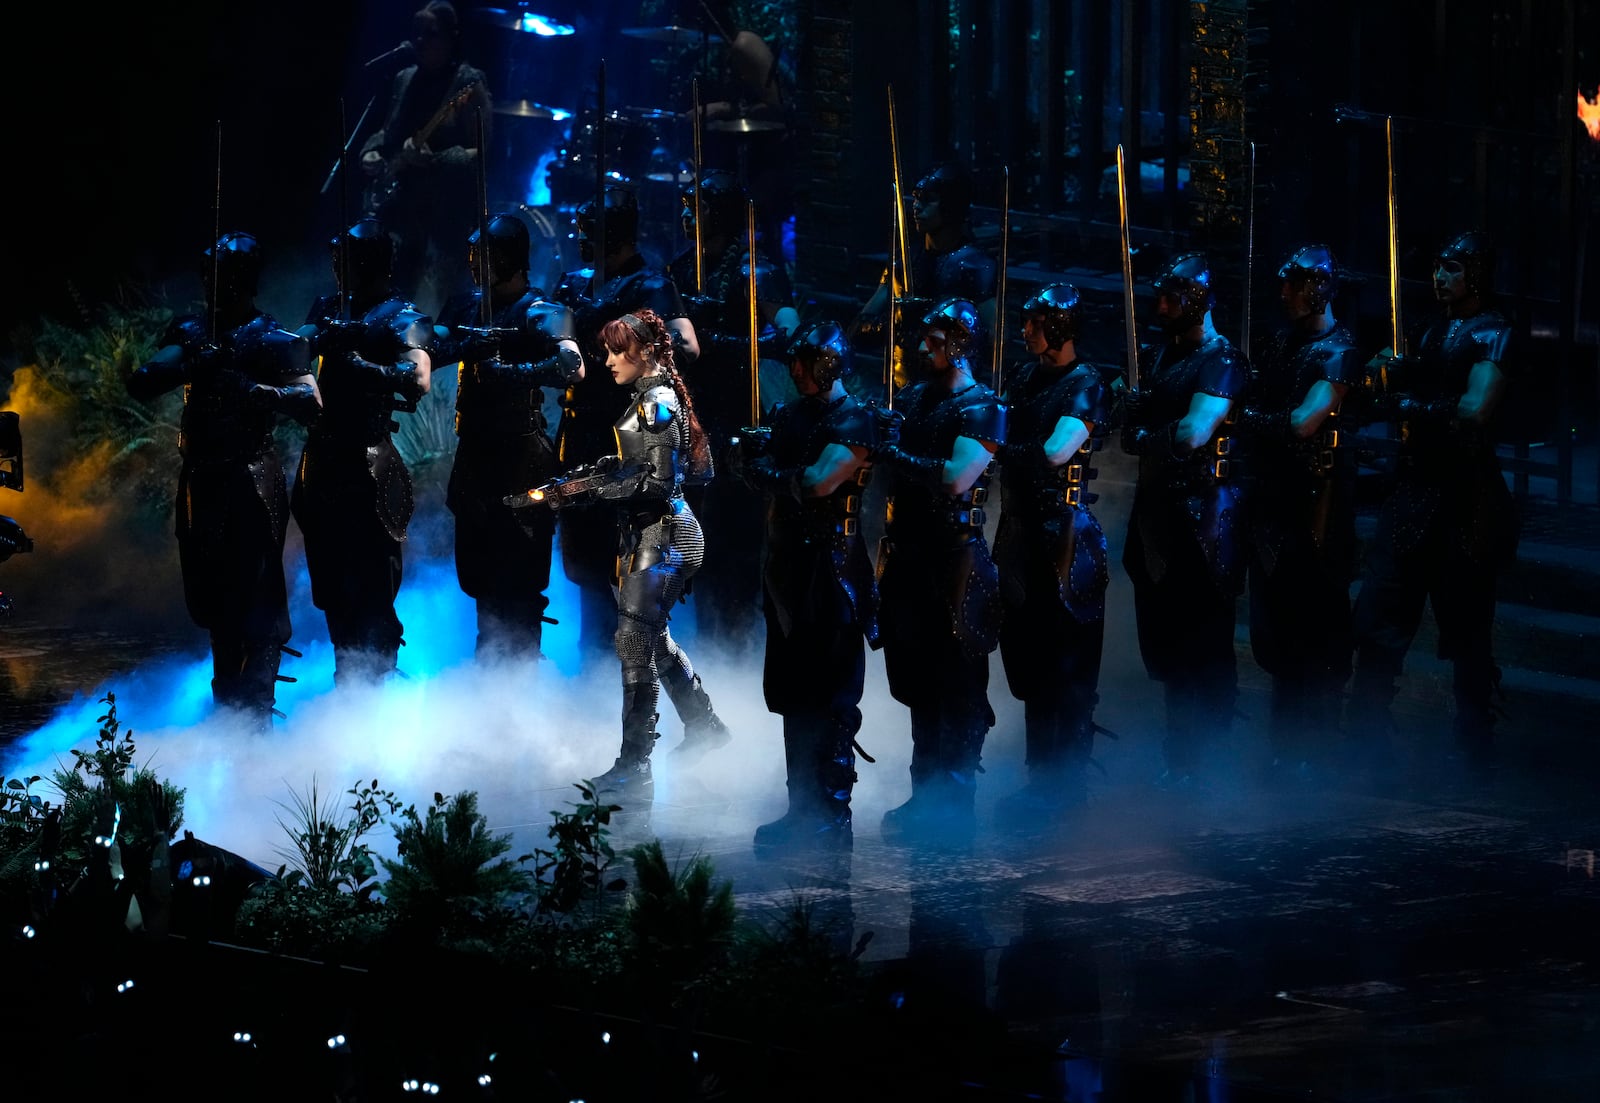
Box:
95 835 112 848
600 1031 610 1044
191 874 212 887
34 858 49 871
403 1079 419 1092
424 1083 440 1095
477 1074 492 1086
21 924 35 938
116 979 135 993
327 1033 347 1049
233 1031 252 1044
691 1050 700 1063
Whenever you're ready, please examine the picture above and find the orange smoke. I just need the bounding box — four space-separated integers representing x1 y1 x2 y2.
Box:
1580 85 1600 141
1 365 185 629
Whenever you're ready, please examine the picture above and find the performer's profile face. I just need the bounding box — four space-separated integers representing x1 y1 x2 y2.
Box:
605 341 649 384
790 358 822 396
1022 315 1049 355
1280 276 1316 320
924 328 955 371
1433 260 1468 304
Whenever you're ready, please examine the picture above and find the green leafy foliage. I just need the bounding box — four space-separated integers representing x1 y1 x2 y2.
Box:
271 776 399 896
531 778 628 920
15 292 182 517
232 776 400 959
380 790 535 933
50 694 184 872
624 840 737 992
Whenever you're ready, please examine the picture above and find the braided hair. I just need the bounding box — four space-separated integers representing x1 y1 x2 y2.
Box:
599 309 712 476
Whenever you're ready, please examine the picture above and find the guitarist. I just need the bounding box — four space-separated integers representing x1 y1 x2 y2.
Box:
359 1 491 315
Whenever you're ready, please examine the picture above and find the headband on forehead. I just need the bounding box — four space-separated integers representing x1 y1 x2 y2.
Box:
619 313 652 342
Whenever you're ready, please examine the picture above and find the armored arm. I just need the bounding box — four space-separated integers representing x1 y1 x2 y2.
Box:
504 454 653 511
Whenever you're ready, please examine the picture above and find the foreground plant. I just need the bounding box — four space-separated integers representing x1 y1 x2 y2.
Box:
532 778 627 921
233 777 400 957
380 790 535 940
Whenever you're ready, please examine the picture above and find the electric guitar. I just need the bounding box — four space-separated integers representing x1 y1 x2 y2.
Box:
364 78 483 214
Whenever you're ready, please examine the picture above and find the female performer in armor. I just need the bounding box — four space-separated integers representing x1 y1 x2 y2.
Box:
551 310 730 805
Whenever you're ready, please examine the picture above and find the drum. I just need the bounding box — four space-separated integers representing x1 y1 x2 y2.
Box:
546 106 686 207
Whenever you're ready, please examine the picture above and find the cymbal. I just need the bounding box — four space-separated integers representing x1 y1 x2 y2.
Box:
706 116 787 133
494 99 572 120
472 7 575 35
620 25 724 46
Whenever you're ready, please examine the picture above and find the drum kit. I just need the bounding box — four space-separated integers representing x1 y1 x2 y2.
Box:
471 7 786 229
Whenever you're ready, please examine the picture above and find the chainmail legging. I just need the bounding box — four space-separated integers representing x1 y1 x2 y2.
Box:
613 512 706 747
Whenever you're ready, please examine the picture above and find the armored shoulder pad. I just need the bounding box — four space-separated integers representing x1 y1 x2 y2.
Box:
958 386 1007 444
1466 311 1514 366
1197 340 1248 400
527 299 577 343
1314 338 1365 389
1066 364 1112 426
165 314 209 350
742 254 793 307
637 385 679 431
637 273 688 320
553 268 594 308
829 397 878 450
260 327 312 379
949 245 998 302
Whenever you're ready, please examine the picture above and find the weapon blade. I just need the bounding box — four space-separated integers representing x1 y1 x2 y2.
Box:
887 84 912 298
993 165 1010 393
594 60 608 287
1116 144 1139 391
1385 115 1403 356
1242 140 1255 358
692 78 704 295
748 199 761 428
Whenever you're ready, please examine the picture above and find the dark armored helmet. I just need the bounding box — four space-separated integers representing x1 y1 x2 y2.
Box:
329 217 394 292
1277 244 1338 312
921 297 983 363
202 231 262 304
1021 283 1082 349
1152 251 1215 331
1434 230 1495 300
468 212 531 284
789 320 852 388
911 162 972 230
681 170 747 241
575 185 639 262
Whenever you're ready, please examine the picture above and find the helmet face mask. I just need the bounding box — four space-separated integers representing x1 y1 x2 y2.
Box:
911 163 972 236
1152 252 1214 334
330 217 393 295
468 213 531 286
576 188 639 263
680 172 745 243
203 231 261 307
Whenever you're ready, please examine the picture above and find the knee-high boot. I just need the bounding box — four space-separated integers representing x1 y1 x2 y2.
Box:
754 713 853 850
661 662 732 762
595 677 659 806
